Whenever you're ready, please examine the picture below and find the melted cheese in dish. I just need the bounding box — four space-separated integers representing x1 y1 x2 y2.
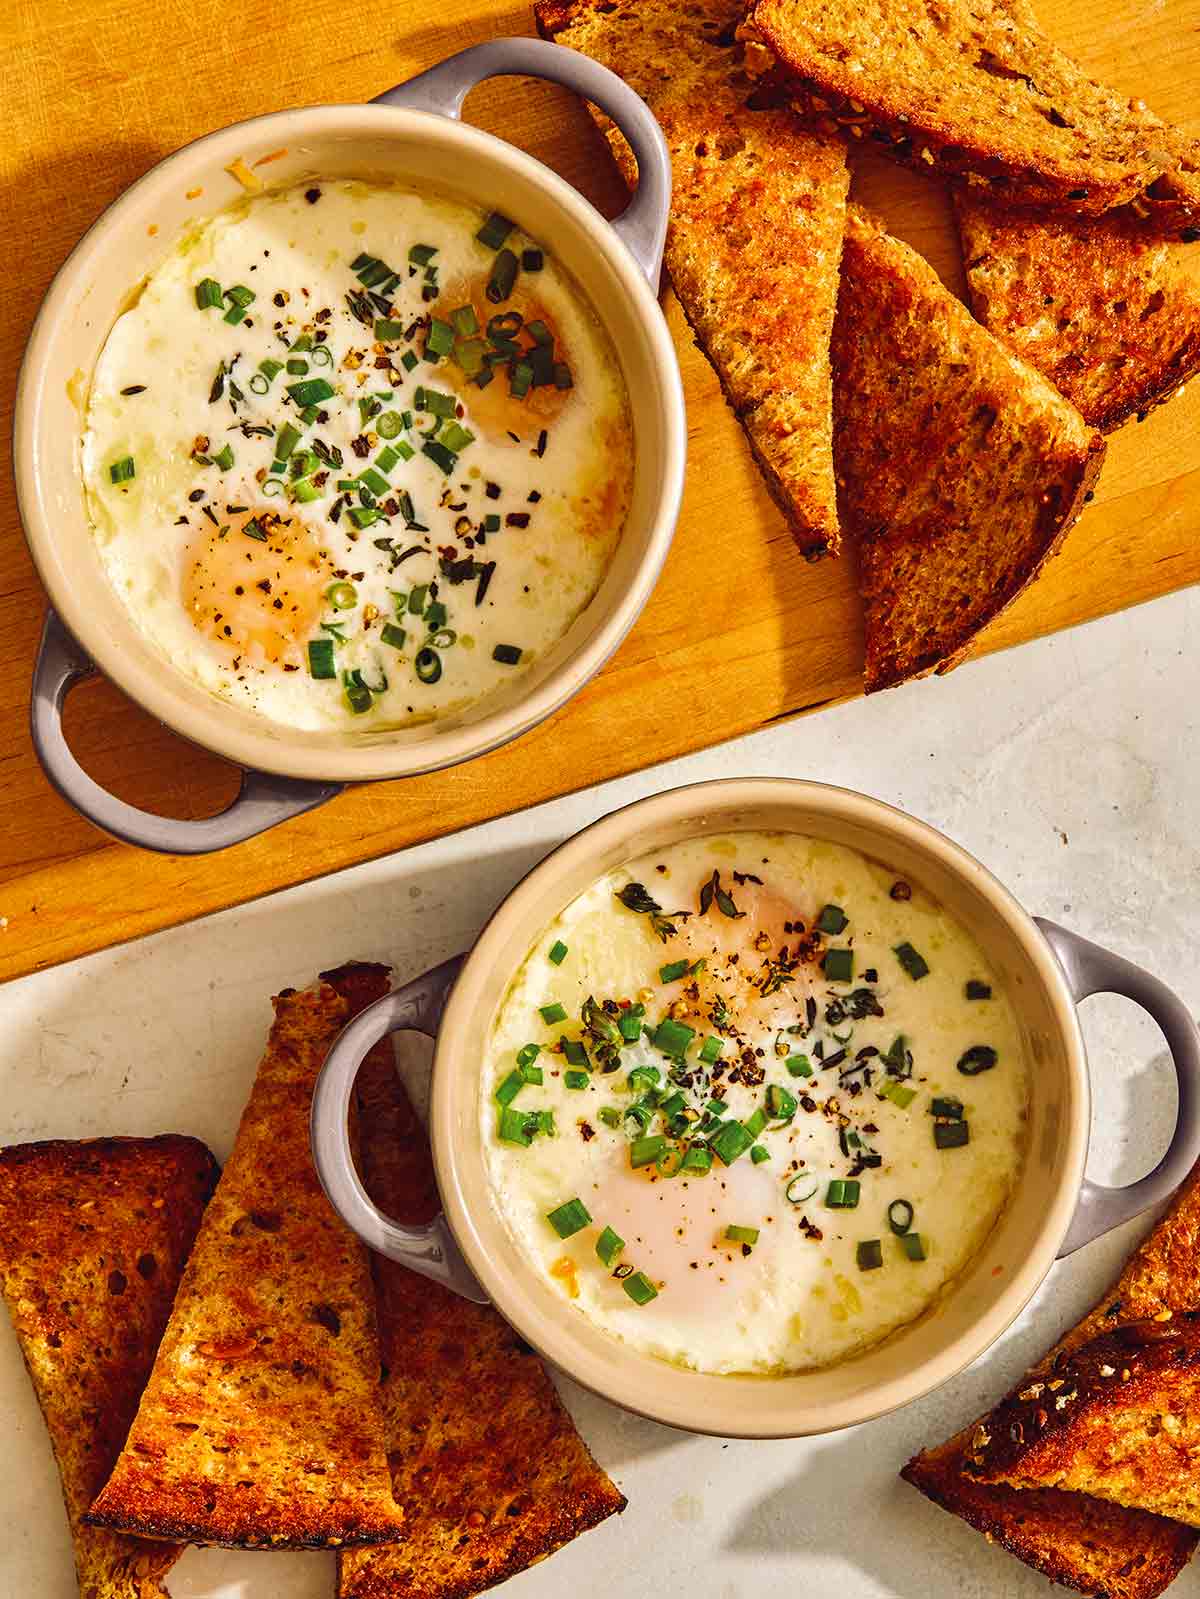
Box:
481 832 1030 1376
82 180 632 729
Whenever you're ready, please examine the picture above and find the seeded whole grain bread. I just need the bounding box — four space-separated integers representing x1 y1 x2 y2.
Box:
0 1135 218 1599
748 0 1200 226
324 961 626 1599
904 1157 1200 1595
86 984 403 1550
956 195 1200 432
534 0 850 559
832 206 1105 691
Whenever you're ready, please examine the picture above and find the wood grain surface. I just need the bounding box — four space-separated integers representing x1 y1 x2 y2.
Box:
1 0 1197 983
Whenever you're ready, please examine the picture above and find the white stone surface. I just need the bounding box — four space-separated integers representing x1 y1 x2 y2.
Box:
1 587 1198 1599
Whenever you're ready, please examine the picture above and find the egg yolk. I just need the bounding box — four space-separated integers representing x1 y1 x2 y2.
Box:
438 274 573 444
182 509 334 669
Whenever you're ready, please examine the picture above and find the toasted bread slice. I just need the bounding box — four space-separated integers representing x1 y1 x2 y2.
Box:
966 1316 1200 1524
904 1159 1200 1594
86 984 403 1550
832 206 1105 691
323 962 626 1599
957 195 1200 432
0 1136 218 1599
534 0 849 559
902 1434 1196 1599
749 0 1200 224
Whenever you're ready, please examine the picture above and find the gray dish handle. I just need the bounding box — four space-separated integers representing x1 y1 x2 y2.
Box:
30 609 343 855
1037 918 1200 1256
373 37 671 289
310 953 487 1302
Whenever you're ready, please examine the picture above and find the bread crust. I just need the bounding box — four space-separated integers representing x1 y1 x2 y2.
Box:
0 1135 218 1599
535 0 849 558
957 195 1200 432
327 961 626 1599
85 985 404 1550
831 206 1105 692
750 0 1200 226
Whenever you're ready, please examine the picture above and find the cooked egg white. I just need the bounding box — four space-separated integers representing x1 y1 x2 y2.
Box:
81 180 632 729
481 832 1029 1376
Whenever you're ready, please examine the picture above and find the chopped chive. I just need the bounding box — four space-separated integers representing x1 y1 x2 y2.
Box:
492 643 523 665
539 1002 567 1025
659 959 690 983
546 1197 591 1238
710 1121 754 1166
651 1017 695 1057
496 1070 524 1107
307 638 336 680
698 1036 724 1064
823 948 854 983
825 1179 861 1210
750 1144 771 1164
596 1225 624 1267
564 1069 589 1090
935 1119 970 1149
498 1106 532 1146
930 1096 964 1120
900 1232 927 1261
194 277 223 309
630 1135 666 1170
286 377 334 406
765 1083 797 1121
108 455 135 484
785 1054 812 1078
476 212 514 250
957 1045 998 1076
856 1239 883 1271
894 942 930 981
622 1271 658 1305
725 1224 759 1247
548 940 568 966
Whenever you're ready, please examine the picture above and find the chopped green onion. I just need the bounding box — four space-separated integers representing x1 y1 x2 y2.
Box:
476 212 514 249
561 1039 588 1066
553 363 573 390
222 303 248 325
630 1135 666 1170
449 305 480 338
286 357 309 376
375 318 405 341
750 1144 771 1164
887 1199 915 1236
652 1017 695 1057
243 517 267 542
289 333 314 352
377 410 403 440
408 585 428 616
410 647 439 683
957 1045 998 1076
710 1121 754 1166
785 1054 813 1078
426 317 455 358
496 1070 524 1107
486 248 518 303
492 644 523 665
522 248 544 271
658 1091 686 1118
343 670 372 714
401 349 419 371
224 283 255 308
682 1144 713 1175
422 439 457 474
765 1083 797 1121
438 421 475 453
248 374 269 394
617 1006 644 1042
785 1175 818 1205
292 478 321 503
935 1120 970 1149
108 456 135 484
258 357 284 381
564 1069 589 1090
498 1106 532 1146
815 904 848 934
286 377 334 406
823 948 854 983
276 421 302 460
546 1197 591 1238
408 242 437 265
900 1232 928 1261
415 386 457 418
347 506 380 529
598 1106 621 1129
596 1225 624 1267
540 1002 567 1025
548 940 568 966
624 1101 653 1132
725 1225 759 1247
359 467 390 496
894 942 930 981
698 1036 724 1065
856 1239 883 1271
659 959 690 983
622 1271 658 1305
327 581 357 610
509 359 533 399
311 344 333 367
627 1065 660 1094
878 1079 917 1109
517 1043 541 1071
825 1179 861 1209
194 277 223 309
262 476 286 497
307 639 336 680
966 979 993 1000
655 1146 684 1178
930 1096 964 1120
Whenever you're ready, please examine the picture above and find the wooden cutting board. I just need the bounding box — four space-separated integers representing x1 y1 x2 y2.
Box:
1 0 1197 984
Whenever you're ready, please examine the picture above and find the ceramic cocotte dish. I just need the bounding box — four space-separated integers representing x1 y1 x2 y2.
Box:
311 777 1200 1438
15 39 684 854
